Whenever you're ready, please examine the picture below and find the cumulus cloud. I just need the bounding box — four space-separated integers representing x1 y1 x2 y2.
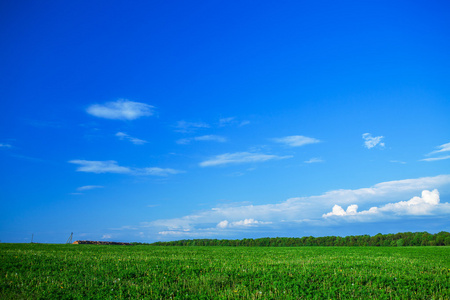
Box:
422 142 450 162
199 152 292 167
140 174 450 238
177 135 227 145
174 121 210 133
217 220 229 228
323 189 449 219
362 133 385 149
87 99 154 120
116 132 148 145
273 135 320 147
76 185 104 191
323 204 359 217
69 160 183 176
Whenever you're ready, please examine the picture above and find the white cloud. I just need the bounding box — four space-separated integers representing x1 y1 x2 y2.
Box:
101 234 112 239
177 135 227 145
116 132 148 145
77 185 104 191
217 220 229 228
140 167 184 176
141 174 450 237
273 135 320 147
175 121 210 133
323 204 359 217
304 157 324 164
217 219 272 228
428 142 450 155
421 155 450 162
0 143 12 148
69 160 183 176
362 133 385 149
199 152 292 167
323 189 450 219
422 142 450 162
69 160 131 174
219 117 235 127
390 160 406 164
218 117 250 127
87 99 154 120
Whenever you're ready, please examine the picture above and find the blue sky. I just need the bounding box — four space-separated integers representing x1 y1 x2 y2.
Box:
1 1 449 243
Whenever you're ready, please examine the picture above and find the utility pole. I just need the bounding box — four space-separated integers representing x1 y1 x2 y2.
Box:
66 232 73 244
31 234 34 243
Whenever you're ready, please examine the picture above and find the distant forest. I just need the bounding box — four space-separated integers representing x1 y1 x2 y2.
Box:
136 231 450 247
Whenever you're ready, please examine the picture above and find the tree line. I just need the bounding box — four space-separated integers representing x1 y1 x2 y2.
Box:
134 231 450 247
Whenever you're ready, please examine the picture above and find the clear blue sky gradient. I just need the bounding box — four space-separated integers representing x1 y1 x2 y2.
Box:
1 1 449 243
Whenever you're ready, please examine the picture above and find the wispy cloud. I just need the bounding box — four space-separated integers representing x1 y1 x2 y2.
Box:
420 155 450 162
174 121 209 133
421 142 450 162
427 142 450 155
116 132 148 145
219 117 250 127
199 152 292 167
273 135 320 147
362 133 385 149
69 160 131 174
177 135 227 145
219 117 235 126
304 157 324 164
69 160 183 176
140 174 450 238
140 167 183 176
217 219 272 229
87 99 154 120
76 185 104 191
390 160 406 164
0 143 12 148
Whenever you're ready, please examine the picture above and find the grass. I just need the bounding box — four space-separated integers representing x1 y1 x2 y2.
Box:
1 244 449 299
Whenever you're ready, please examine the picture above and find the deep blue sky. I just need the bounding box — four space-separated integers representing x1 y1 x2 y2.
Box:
1 1 449 243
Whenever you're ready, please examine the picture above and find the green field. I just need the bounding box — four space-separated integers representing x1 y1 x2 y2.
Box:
1 244 449 299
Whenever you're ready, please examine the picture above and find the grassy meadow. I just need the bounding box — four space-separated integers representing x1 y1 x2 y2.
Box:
1 244 449 299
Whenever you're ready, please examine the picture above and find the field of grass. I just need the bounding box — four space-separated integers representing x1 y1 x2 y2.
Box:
1 244 449 299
